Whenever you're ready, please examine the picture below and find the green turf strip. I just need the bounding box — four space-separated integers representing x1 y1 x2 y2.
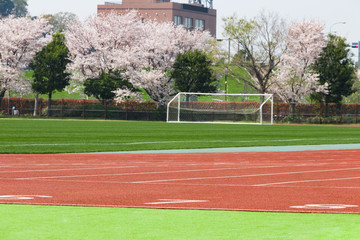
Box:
1 119 360 153
0 205 359 240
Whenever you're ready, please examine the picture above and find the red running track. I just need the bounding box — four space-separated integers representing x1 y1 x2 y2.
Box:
1 150 360 214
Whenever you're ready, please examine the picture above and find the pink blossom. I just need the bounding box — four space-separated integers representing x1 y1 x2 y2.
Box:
65 11 213 105
0 16 51 94
269 20 327 103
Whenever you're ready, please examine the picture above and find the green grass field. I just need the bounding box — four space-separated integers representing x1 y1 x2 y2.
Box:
1 118 360 239
2 118 360 154
1 205 359 240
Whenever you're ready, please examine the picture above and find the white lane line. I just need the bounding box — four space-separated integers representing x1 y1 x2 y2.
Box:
0 195 52 200
8 178 360 189
0 166 136 173
14 166 277 180
290 204 358 209
145 199 209 205
131 167 360 184
253 176 360 186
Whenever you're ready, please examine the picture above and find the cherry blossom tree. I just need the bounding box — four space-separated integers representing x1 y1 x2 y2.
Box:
269 20 327 114
0 16 51 104
128 20 212 106
65 11 144 100
65 11 213 106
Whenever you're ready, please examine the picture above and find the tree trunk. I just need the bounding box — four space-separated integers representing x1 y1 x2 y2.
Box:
104 100 107 120
186 94 190 108
48 92 52 117
290 102 296 116
33 92 39 116
260 95 265 105
324 102 329 118
288 98 296 116
100 99 105 107
336 103 342 116
0 88 6 111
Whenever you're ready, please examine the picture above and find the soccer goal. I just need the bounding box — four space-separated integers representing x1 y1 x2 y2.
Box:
167 92 273 125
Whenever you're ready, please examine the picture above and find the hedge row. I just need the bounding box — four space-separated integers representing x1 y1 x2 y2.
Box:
1 98 158 114
273 102 360 116
179 101 360 116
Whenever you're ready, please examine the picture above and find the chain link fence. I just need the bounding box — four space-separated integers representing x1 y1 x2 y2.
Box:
0 98 166 121
1 97 360 124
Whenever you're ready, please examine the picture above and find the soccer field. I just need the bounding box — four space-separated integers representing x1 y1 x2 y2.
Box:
1 118 360 153
1 119 360 240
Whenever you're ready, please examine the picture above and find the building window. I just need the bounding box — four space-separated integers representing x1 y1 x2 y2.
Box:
195 19 205 30
174 16 182 26
184 17 193 29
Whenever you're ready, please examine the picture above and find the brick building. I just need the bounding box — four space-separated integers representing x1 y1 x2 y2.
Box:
97 0 217 37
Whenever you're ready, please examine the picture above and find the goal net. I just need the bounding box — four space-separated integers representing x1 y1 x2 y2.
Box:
167 93 273 124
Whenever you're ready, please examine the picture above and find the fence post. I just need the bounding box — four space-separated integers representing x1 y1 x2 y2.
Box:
340 104 343 124
7 95 10 115
18 98 22 116
40 98 43 117
38 99 41 117
125 101 128 121
356 103 358 124
233 102 236 122
191 101 193 121
0 98 3 114
61 99 64 118
147 102 150 121
83 99 86 119
104 100 107 120
276 100 280 123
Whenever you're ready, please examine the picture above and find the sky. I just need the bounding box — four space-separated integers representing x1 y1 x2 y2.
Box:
27 0 360 55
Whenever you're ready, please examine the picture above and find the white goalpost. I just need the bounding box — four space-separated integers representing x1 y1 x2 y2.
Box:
167 92 274 125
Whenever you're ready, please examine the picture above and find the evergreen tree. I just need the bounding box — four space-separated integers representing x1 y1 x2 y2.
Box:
12 0 28 17
30 32 71 116
84 70 139 106
171 49 218 98
0 0 14 17
312 34 356 116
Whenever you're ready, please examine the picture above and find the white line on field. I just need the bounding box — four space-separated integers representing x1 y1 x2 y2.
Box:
131 167 360 184
145 199 209 205
253 176 360 186
14 166 280 180
145 182 360 189
11 178 360 189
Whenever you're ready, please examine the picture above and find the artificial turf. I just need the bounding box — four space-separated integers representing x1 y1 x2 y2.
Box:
1 118 360 153
0 205 359 240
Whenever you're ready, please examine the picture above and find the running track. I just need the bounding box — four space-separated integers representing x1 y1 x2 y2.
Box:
1 149 360 214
